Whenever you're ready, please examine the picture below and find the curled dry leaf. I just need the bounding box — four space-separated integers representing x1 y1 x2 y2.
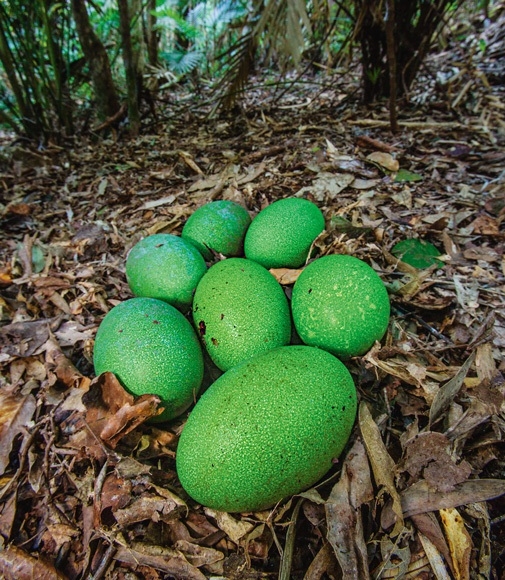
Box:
269 267 303 285
0 392 36 475
439 507 472 580
114 544 207 580
358 402 404 537
401 479 505 518
203 508 254 544
325 438 373 580
366 151 400 172
0 545 66 580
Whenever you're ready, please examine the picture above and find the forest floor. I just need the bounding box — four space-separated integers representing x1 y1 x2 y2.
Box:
0 13 505 580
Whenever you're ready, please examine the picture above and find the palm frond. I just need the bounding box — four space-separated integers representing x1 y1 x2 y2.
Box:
216 0 314 110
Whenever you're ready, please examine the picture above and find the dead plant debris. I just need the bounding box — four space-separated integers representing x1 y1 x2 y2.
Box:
0 36 505 580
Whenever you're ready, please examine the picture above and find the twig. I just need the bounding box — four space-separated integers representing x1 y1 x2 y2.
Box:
278 498 303 580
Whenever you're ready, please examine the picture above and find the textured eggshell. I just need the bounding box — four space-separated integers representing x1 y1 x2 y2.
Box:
192 258 291 371
182 200 252 260
126 234 207 311
292 254 390 359
93 298 204 422
244 197 325 268
176 345 357 512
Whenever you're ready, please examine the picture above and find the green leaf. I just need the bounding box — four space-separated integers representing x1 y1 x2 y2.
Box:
394 169 423 182
391 239 443 269
31 244 45 273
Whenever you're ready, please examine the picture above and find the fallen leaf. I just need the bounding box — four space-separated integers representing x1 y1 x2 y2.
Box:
325 438 372 579
0 392 36 475
401 479 505 517
269 268 303 284
204 508 254 544
0 545 66 580
394 168 423 182
296 172 354 201
114 544 206 580
400 432 471 491
429 352 476 427
366 151 400 172
418 532 452 580
114 493 186 526
439 507 472 580
358 402 404 536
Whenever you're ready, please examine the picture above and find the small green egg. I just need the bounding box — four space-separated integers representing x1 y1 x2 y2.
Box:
192 258 291 371
93 297 204 422
244 197 325 268
126 234 207 312
182 200 251 260
292 254 390 359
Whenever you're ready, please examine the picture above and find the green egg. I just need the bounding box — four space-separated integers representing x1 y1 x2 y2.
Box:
182 200 252 260
292 254 390 359
93 297 204 422
126 234 207 312
192 258 291 371
176 345 357 512
244 197 325 268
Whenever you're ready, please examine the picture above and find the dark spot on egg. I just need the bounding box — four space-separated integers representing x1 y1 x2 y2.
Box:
198 320 206 336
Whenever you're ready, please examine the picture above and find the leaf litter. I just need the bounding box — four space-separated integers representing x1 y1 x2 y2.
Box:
0 33 505 580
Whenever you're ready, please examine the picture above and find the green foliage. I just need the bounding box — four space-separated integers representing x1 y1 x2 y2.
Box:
0 0 78 139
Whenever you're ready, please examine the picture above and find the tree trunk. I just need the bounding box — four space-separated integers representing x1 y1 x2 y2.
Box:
354 0 463 103
70 0 120 120
145 0 158 68
118 0 140 135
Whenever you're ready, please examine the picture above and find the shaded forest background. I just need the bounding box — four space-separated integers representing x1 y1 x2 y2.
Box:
0 1 505 579
0 0 499 141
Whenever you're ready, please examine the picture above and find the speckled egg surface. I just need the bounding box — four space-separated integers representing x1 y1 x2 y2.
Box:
176 345 357 512
244 197 325 268
182 200 252 260
292 254 390 359
93 297 204 422
192 258 291 371
126 234 207 311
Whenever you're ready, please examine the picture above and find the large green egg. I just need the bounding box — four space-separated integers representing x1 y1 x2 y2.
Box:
292 254 390 359
126 234 207 312
244 197 325 268
93 298 204 422
176 345 357 513
182 200 252 261
192 258 291 371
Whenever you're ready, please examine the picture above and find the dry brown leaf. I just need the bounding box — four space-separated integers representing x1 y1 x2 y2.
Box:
303 542 337 580
173 540 224 567
400 432 472 491
439 507 472 580
203 508 254 544
0 392 36 475
0 545 66 580
114 544 206 580
325 438 372 579
269 267 304 285
429 351 476 428
114 494 186 526
358 402 404 536
418 532 452 580
411 512 455 577
401 479 505 517
366 151 400 172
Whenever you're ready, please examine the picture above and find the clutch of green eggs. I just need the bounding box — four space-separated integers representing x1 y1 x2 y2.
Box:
93 197 391 511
